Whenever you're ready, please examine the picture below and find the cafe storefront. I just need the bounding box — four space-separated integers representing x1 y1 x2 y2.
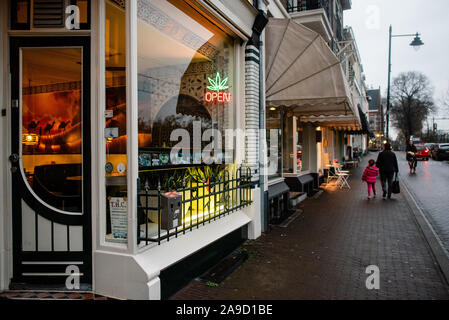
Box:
0 0 263 299
264 18 360 215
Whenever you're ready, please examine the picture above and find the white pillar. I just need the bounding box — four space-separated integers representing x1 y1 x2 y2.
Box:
126 0 138 254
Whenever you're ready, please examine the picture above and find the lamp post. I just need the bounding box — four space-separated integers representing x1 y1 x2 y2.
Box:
385 25 424 141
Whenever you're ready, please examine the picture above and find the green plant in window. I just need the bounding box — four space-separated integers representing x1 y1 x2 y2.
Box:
207 72 229 92
205 281 219 287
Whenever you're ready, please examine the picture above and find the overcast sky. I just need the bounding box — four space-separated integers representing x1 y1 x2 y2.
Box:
344 0 449 132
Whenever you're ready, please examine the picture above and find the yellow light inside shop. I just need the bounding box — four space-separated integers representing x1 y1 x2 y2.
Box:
22 133 39 146
183 205 226 226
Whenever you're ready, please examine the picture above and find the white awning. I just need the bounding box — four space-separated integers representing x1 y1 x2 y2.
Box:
300 114 362 131
265 18 360 124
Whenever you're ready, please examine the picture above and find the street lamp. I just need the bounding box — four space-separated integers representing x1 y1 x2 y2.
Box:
385 26 424 141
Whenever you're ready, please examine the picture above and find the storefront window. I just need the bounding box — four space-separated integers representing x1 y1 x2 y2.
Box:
266 106 282 179
136 0 236 240
137 0 234 165
105 0 127 243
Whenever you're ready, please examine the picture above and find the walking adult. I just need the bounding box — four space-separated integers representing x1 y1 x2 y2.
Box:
376 143 399 199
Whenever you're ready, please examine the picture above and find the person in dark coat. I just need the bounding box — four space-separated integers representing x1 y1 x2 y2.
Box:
376 143 399 199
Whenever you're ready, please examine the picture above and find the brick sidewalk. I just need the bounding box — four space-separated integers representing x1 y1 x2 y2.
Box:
171 155 449 300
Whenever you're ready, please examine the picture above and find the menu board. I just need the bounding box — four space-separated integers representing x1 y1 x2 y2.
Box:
109 197 127 243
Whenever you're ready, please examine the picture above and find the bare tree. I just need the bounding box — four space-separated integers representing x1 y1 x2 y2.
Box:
390 71 435 145
438 86 449 113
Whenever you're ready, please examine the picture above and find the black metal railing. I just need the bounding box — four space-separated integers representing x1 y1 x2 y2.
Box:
137 166 253 246
286 0 328 14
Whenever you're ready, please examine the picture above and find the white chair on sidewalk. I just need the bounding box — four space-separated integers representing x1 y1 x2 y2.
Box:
335 165 351 189
325 164 338 184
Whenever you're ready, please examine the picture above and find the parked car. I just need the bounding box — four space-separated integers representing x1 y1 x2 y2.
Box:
424 143 436 151
415 145 430 161
429 144 438 159
431 143 449 161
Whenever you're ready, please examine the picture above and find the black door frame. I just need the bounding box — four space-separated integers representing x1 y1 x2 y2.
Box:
10 36 92 286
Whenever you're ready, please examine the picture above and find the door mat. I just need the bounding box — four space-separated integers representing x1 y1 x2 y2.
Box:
198 251 249 285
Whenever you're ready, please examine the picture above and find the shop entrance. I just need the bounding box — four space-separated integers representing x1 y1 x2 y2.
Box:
9 37 91 288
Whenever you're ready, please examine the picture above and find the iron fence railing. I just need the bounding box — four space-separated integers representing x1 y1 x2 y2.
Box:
287 0 326 13
286 0 331 24
137 166 253 246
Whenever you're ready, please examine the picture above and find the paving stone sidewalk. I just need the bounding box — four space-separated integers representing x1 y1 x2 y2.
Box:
0 290 117 300
171 155 449 300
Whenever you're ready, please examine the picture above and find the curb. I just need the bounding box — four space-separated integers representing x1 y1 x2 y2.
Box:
399 173 449 286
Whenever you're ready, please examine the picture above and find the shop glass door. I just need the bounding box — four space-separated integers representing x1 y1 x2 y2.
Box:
10 37 91 287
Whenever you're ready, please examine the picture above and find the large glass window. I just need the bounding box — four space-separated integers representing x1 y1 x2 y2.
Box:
136 0 237 239
137 0 234 167
105 0 127 243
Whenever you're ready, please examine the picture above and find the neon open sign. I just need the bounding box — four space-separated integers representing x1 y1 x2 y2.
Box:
204 72 231 103
204 91 231 102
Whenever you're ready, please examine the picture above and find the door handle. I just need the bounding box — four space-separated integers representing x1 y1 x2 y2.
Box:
9 153 20 163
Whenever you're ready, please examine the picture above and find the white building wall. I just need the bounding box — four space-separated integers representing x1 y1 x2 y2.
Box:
265 0 290 18
0 0 263 297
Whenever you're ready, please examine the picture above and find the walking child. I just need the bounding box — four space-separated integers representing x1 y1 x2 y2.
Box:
362 159 379 199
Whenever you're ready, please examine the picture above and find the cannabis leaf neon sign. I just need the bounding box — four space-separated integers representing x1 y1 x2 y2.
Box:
207 72 229 92
204 72 231 103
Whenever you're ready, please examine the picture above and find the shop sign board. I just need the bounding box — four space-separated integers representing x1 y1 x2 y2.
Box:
109 197 128 243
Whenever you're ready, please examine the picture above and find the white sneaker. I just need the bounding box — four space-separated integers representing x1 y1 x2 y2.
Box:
367 196 371 200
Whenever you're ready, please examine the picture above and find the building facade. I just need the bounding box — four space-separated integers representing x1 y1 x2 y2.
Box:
263 0 369 224
0 0 373 300
0 0 268 299
367 88 386 149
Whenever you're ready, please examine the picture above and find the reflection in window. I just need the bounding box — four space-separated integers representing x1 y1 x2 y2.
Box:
136 0 237 239
105 0 128 243
21 48 83 212
137 0 234 168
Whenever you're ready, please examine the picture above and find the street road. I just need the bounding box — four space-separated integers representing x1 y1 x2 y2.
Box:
394 151 449 252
